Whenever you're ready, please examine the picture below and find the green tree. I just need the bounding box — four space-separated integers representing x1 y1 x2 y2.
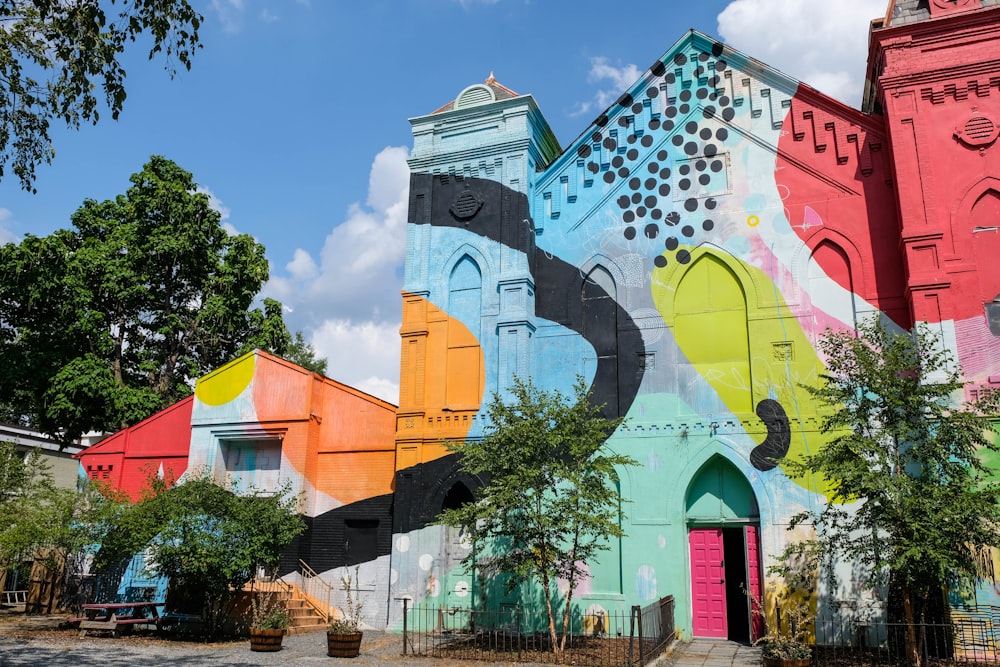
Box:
281 331 328 376
438 377 635 654
94 474 305 639
240 306 328 376
0 442 73 565
0 156 290 441
0 0 202 191
785 318 1000 667
0 442 115 573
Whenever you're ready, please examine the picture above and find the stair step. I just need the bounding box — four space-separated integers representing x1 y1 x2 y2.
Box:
291 617 326 626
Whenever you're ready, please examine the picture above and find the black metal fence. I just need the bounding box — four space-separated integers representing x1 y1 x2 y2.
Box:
400 595 675 666
803 606 1000 666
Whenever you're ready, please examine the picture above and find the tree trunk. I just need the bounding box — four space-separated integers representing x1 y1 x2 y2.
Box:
559 512 583 653
559 585 575 653
902 587 923 667
542 569 561 654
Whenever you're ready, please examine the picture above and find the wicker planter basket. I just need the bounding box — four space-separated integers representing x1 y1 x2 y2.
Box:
249 628 284 652
327 630 363 658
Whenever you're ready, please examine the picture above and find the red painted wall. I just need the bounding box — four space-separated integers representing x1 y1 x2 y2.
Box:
870 6 1000 325
76 396 193 500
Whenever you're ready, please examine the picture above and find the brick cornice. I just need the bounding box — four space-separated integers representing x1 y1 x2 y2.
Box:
867 6 1000 108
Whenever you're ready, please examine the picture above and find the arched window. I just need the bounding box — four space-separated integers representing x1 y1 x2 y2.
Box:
582 265 619 417
807 240 858 332
971 189 1000 306
674 255 751 414
447 256 483 408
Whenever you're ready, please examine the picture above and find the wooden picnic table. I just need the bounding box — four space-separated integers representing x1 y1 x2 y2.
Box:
73 601 166 637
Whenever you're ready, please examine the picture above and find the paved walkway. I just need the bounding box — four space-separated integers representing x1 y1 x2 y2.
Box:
667 638 761 667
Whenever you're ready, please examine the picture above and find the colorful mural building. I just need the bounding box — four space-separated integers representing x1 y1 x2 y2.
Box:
387 0 1000 643
77 351 398 619
78 0 1000 642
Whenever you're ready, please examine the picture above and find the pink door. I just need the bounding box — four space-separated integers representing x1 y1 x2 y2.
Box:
745 525 764 642
690 528 727 638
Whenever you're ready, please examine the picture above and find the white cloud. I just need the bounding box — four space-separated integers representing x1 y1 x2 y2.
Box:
310 319 401 404
196 185 231 223
258 9 279 23
265 146 410 404
0 208 17 245
717 0 885 107
586 57 643 111
286 248 318 282
211 0 246 33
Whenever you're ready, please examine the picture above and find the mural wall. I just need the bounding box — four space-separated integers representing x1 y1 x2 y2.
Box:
78 351 399 624
74 0 1000 640
388 2 1000 640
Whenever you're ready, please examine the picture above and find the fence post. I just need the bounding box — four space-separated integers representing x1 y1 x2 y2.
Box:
517 605 522 662
628 606 636 666
401 598 409 655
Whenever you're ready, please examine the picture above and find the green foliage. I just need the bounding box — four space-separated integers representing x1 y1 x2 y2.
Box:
0 0 202 191
281 331 328 376
0 156 292 441
94 474 304 639
240 308 328 376
0 441 114 566
249 582 291 631
754 547 817 660
254 606 290 631
786 318 1000 662
438 377 635 653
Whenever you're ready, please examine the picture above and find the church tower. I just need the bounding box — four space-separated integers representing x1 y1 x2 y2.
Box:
866 0 1000 394
392 76 559 545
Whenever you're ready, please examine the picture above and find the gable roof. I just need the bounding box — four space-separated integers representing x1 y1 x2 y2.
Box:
536 29 885 199
430 72 522 115
74 395 194 458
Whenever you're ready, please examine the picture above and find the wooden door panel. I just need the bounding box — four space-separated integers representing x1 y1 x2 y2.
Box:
690 528 727 638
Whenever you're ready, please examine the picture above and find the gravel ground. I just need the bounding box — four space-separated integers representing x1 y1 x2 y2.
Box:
0 615 557 667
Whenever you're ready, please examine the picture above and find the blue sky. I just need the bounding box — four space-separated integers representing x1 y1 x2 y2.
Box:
0 0 887 403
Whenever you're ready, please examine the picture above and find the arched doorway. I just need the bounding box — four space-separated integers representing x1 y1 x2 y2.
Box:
685 456 763 642
440 481 475 612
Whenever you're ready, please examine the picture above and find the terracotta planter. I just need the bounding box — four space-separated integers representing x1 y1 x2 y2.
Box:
762 656 810 667
327 630 363 658
249 628 284 652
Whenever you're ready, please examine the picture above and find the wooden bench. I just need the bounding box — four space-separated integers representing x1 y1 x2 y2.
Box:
76 602 165 638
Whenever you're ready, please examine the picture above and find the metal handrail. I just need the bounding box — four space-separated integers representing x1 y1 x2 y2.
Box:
296 559 333 623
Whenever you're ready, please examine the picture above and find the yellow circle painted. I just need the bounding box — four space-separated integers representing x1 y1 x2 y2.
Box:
195 354 255 406
747 215 760 227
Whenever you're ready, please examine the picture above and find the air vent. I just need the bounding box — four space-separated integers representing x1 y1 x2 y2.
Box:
454 85 495 110
965 117 995 140
450 188 483 221
956 114 999 148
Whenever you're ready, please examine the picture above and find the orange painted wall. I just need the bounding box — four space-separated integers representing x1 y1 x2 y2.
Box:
396 293 485 471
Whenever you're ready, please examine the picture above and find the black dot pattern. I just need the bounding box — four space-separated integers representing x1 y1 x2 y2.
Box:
577 41 737 268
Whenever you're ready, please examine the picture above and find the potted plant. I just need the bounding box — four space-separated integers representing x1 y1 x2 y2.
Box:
249 589 291 652
327 567 365 658
757 631 812 667
748 577 815 667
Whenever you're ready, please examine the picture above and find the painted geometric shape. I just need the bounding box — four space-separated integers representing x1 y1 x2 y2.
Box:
195 353 255 406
